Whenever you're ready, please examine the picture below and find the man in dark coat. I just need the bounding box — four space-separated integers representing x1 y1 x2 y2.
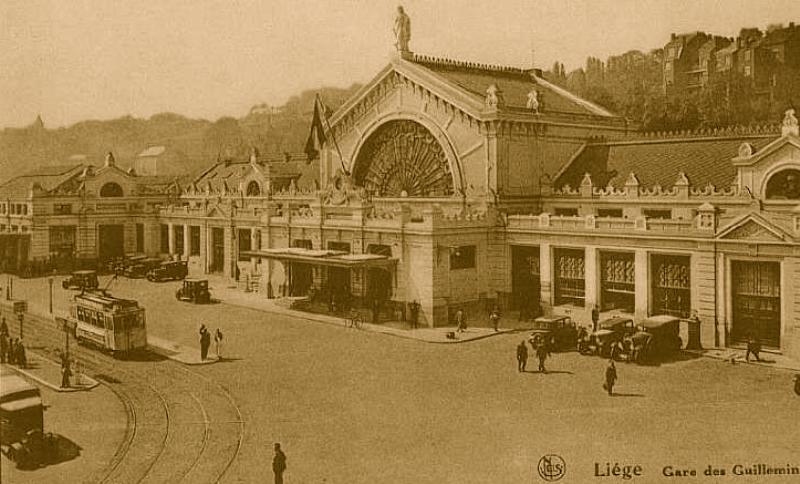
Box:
16 339 27 368
604 360 617 396
0 332 7 363
199 325 210 360
536 342 549 373
409 301 420 329
745 332 761 362
516 340 528 372
272 442 287 484
61 353 72 388
591 305 600 332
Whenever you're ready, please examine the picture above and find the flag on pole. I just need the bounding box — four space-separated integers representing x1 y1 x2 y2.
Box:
304 95 327 161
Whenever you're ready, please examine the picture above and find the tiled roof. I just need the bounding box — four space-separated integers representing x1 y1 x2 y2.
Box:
410 55 614 117
0 164 85 198
193 156 308 192
555 135 776 190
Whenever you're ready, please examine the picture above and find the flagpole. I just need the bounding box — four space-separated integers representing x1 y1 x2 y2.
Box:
317 94 350 177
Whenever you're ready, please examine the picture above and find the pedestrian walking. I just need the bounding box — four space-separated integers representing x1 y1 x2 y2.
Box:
516 340 528 372
489 306 501 332
455 309 466 333
8 338 17 365
16 339 27 368
0 316 8 336
604 360 617 396
745 331 761 362
214 328 224 360
409 300 420 329
61 354 72 389
591 305 600 332
536 341 549 373
199 324 210 360
272 442 287 484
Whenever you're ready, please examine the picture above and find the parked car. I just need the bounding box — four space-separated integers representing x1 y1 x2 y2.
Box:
105 254 142 275
147 261 188 282
587 316 636 358
528 315 577 351
636 315 682 361
0 373 44 447
123 258 162 279
176 278 211 304
61 270 99 290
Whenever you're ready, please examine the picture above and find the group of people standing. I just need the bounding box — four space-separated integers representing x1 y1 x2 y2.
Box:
0 317 26 368
199 324 224 361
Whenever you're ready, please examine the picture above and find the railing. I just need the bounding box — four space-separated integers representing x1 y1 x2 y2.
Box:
507 213 705 236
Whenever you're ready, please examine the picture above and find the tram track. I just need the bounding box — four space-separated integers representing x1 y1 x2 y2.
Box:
2 308 246 484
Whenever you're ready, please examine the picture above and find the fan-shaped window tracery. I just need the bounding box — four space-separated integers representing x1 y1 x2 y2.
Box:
765 168 800 200
353 120 454 197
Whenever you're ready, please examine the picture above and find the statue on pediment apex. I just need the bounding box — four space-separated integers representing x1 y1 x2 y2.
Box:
394 6 411 53
782 108 799 136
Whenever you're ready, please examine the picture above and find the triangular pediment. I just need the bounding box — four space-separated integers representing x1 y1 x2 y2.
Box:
732 134 800 167
716 213 792 242
206 204 229 219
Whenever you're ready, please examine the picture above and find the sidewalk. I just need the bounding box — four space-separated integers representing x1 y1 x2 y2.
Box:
3 352 99 392
686 347 800 372
147 335 219 365
206 276 519 343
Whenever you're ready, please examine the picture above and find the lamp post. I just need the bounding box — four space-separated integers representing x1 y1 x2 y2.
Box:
49 277 54 314
17 312 23 340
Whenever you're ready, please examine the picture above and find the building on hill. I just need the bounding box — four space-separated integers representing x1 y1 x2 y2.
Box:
663 32 731 95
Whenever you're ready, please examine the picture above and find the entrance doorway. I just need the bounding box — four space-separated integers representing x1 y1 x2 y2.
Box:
511 246 540 315
98 225 124 261
290 264 313 296
210 227 225 273
731 261 781 348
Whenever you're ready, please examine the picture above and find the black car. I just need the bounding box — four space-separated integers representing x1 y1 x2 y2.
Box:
176 278 212 304
124 258 163 278
147 261 188 282
62 270 99 290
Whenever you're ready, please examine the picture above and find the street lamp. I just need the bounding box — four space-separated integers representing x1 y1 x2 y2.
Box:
49 277 54 314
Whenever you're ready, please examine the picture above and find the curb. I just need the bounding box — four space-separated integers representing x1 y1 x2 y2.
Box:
685 349 800 373
7 356 99 393
220 296 518 344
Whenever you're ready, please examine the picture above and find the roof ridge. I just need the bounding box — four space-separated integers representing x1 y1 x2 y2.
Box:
617 124 780 143
410 53 531 76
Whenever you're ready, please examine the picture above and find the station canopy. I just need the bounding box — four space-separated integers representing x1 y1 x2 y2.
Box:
241 247 396 269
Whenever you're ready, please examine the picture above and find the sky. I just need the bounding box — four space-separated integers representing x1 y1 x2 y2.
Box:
2 0 799 129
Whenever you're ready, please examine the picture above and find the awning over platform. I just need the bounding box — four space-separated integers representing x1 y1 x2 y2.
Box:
241 248 397 268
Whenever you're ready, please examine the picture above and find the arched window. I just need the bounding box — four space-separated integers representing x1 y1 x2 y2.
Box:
246 181 261 196
100 182 123 197
765 169 800 200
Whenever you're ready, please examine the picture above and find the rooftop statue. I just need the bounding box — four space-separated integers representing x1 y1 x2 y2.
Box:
394 6 411 53
782 108 799 136
526 89 540 112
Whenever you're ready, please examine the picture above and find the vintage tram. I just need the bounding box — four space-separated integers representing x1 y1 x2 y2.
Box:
69 291 147 356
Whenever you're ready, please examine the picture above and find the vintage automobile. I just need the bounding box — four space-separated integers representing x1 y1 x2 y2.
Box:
146 261 188 282
0 373 43 447
123 257 162 279
176 278 212 304
61 270 99 291
636 315 683 361
528 315 577 351
587 316 636 358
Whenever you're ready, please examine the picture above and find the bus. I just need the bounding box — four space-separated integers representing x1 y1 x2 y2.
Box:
69 291 147 355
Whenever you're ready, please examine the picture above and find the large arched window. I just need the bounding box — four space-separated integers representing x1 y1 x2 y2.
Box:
246 180 261 196
100 182 123 197
352 120 454 197
765 169 800 200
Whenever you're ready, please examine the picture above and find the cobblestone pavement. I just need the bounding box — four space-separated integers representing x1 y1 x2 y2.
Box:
4 275 800 483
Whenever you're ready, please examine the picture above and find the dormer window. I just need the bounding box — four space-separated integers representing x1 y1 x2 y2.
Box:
100 182 123 197
765 169 800 200
246 181 261 196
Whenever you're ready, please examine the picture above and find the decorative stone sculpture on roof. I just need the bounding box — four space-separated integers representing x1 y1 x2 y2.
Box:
526 89 540 113
104 152 115 167
782 108 799 136
393 6 411 53
485 84 502 109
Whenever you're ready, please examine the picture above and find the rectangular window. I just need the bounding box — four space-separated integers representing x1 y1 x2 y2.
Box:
367 244 392 257
554 248 585 306
450 245 476 270
554 207 579 216
190 226 200 256
643 209 672 220
651 254 691 318
291 239 313 249
160 224 170 253
54 204 72 215
597 208 623 218
238 228 251 261
174 225 185 254
328 241 351 253
600 251 635 313
136 224 144 252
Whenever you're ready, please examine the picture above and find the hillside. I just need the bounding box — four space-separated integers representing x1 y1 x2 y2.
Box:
0 84 361 184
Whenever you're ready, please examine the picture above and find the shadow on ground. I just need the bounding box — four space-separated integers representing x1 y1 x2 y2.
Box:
7 432 82 470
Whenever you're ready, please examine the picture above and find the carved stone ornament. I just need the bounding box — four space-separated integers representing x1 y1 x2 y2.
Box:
738 142 753 158
485 84 501 109
782 108 799 136
526 89 540 112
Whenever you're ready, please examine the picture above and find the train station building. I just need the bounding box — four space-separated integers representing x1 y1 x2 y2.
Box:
2 19 800 360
